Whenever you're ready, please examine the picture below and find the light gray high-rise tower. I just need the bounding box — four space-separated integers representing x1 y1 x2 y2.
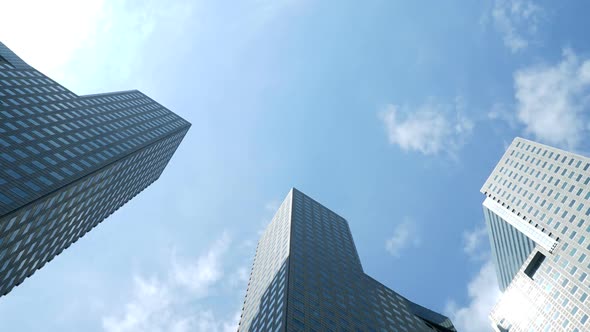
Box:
0 42 190 296
238 188 455 332
481 137 590 331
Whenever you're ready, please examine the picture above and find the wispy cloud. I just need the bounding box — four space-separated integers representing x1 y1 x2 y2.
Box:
227 266 250 289
264 200 281 214
385 219 421 257
445 260 501 332
487 102 518 129
102 233 237 332
0 0 104 77
0 0 196 93
170 233 230 296
256 198 283 235
379 99 473 156
446 224 500 331
513 48 590 149
490 0 543 53
463 225 490 262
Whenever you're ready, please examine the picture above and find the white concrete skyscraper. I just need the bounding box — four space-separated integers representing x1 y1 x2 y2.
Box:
481 137 590 331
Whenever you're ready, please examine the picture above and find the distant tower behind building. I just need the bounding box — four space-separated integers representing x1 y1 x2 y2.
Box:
0 42 190 296
238 188 455 332
481 137 590 331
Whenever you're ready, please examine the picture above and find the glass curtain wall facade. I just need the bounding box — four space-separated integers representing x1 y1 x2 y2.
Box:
0 42 190 296
484 205 536 291
238 188 456 332
481 137 590 331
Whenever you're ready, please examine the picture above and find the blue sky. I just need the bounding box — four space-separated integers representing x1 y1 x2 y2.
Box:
2 0 590 331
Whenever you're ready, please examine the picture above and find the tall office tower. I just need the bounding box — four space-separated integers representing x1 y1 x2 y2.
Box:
481 137 590 331
238 188 455 332
0 42 190 296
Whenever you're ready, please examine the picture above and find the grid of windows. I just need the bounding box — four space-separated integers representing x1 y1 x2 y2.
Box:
239 191 292 332
368 277 436 332
0 42 190 296
238 189 455 332
0 62 188 216
287 191 376 332
485 205 536 290
482 137 590 331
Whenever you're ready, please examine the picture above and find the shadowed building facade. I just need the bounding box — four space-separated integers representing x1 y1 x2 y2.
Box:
238 188 455 332
0 42 190 296
481 137 590 331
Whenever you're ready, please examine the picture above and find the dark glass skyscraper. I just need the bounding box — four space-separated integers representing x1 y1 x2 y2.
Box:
238 188 455 332
0 42 190 296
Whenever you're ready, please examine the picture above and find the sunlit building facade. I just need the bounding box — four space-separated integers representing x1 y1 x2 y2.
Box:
238 188 455 332
0 42 190 296
481 137 590 331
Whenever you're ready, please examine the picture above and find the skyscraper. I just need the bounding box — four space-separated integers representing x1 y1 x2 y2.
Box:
238 188 455 332
0 42 190 296
481 137 590 331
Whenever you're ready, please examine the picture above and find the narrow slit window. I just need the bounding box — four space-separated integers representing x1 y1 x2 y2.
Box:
525 252 546 279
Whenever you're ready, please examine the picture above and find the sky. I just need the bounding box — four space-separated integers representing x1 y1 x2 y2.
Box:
2 0 590 331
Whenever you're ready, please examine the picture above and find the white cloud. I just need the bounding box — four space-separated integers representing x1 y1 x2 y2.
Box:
463 225 490 261
0 0 196 93
264 200 281 214
256 198 283 235
445 260 502 332
379 101 473 156
514 48 590 149
385 219 421 257
491 0 543 53
171 233 230 296
0 0 105 77
227 266 250 289
102 233 237 332
188 310 240 332
487 102 518 129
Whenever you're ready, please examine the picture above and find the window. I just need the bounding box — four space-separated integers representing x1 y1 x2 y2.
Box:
524 252 545 279
0 54 9 65
0 193 12 204
6 169 21 179
1 153 15 162
10 187 27 198
24 181 40 192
